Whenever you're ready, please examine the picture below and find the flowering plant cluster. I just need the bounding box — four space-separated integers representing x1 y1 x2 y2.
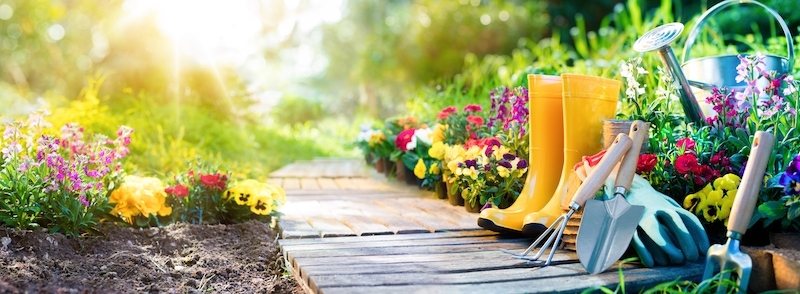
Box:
450 137 528 208
760 153 800 232
487 86 530 161
161 161 285 225
436 104 486 145
356 124 395 163
683 173 741 225
0 109 131 237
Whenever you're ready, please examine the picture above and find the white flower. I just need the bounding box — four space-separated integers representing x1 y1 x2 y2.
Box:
407 127 433 150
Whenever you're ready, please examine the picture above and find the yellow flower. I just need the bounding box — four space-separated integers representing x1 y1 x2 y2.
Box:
713 174 739 191
492 145 510 161
705 189 723 203
266 184 286 205
432 124 446 143
368 132 386 147
497 166 510 178
414 159 426 179
109 176 172 224
717 195 735 221
699 198 720 223
226 179 262 206
447 159 460 175
429 141 445 160
683 192 704 212
429 163 440 175
249 193 273 215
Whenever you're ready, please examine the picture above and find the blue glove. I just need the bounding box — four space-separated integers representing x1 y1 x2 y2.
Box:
602 174 710 267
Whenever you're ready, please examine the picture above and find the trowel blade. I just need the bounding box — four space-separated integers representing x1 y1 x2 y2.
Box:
577 196 645 274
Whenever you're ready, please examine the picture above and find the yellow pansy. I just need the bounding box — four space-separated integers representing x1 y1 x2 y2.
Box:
429 141 446 160
717 195 735 221
713 174 739 191
432 124 446 143
465 146 482 160
368 132 386 147
683 192 704 212
705 189 723 203
225 179 262 206
447 159 460 175
250 193 273 215
414 159 427 179
429 163 440 175
492 146 510 161
699 198 720 223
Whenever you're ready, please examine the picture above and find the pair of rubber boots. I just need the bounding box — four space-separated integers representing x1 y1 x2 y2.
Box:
477 74 621 236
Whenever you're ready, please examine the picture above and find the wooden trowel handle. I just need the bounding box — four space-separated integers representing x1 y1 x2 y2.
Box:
571 133 632 208
728 131 775 235
615 120 648 194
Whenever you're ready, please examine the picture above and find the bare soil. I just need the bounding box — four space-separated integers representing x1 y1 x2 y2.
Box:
0 220 301 293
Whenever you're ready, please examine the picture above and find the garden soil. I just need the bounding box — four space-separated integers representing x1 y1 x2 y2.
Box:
0 220 301 293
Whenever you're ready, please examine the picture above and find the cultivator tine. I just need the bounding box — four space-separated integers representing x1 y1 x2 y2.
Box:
500 210 573 266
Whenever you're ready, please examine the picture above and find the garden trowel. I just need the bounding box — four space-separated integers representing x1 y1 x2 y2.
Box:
576 120 647 274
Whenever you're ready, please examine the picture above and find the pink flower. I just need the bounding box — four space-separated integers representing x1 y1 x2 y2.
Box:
676 138 695 151
674 153 699 175
463 104 483 113
466 115 484 126
437 106 457 120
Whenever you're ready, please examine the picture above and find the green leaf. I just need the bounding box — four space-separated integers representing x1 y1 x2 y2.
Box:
787 202 800 220
758 201 786 226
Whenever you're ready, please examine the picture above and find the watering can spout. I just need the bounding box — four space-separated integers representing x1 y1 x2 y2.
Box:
633 23 706 125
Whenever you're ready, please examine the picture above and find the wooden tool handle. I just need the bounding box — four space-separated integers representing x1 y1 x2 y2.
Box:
728 131 775 234
614 120 648 194
571 133 632 207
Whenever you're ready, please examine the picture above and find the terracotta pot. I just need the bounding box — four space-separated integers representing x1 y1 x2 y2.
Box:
374 157 385 173
772 252 800 290
434 181 447 199
382 158 394 177
394 160 405 182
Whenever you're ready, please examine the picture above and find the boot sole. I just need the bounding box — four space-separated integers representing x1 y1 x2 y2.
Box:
521 223 548 238
476 218 526 236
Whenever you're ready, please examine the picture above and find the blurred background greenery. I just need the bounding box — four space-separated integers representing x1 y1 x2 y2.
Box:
0 0 797 178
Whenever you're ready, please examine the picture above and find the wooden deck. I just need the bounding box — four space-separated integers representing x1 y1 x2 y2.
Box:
274 159 705 294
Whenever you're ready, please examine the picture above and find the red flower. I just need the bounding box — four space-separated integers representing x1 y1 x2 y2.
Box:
466 115 484 126
464 137 501 149
199 173 227 191
437 106 457 120
166 184 189 198
692 165 716 186
463 104 483 113
636 153 658 174
395 128 416 151
676 138 696 152
674 153 699 175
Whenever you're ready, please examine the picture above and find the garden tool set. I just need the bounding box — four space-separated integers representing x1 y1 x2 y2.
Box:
635 0 794 122
703 131 775 293
576 120 646 274
501 133 631 266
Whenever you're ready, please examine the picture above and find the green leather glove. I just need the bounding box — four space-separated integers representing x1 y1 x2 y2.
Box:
601 174 710 267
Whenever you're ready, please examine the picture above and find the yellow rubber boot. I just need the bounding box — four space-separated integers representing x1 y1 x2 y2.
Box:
477 75 564 234
521 74 620 237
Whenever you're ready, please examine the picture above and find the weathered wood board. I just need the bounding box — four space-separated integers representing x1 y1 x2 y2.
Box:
279 231 705 294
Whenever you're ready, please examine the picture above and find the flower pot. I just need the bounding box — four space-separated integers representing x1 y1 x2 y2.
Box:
465 200 481 213
603 120 650 153
403 165 421 187
374 157 385 173
434 180 447 200
382 158 394 177
446 180 463 206
394 160 405 182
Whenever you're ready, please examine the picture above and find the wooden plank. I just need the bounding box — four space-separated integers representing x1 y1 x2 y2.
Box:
281 234 529 251
281 178 301 190
318 262 705 294
278 230 497 246
396 197 481 229
306 216 357 237
278 215 320 239
374 199 465 232
300 178 321 190
316 178 339 190
337 214 393 236
266 178 283 187
284 238 537 259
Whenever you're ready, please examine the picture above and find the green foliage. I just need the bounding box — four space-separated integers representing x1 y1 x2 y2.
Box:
270 95 326 126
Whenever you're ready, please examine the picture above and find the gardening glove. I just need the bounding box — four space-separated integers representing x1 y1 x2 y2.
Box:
601 175 710 267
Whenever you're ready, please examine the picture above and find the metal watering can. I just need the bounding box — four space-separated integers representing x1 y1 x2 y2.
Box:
633 0 795 125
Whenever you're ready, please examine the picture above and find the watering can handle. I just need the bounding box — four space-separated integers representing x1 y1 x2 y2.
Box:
681 0 794 69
